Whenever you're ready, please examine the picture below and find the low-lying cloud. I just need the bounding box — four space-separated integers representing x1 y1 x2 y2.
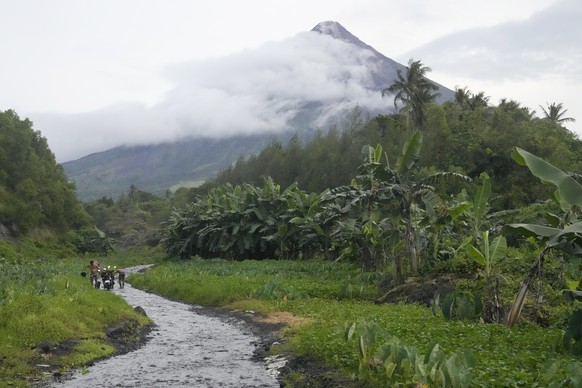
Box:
34 31 388 162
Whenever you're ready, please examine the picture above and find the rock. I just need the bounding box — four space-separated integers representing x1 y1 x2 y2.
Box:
134 306 147 316
37 341 53 353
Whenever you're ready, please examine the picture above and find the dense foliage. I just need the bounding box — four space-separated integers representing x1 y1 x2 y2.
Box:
83 185 171 250
199 98 582 210
0 110 90 235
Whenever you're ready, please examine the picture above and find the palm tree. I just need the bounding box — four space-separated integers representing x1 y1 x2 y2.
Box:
454 86 471 107
453 87 490 111
468 91 490 111
539 102 576 125
381 58 440 131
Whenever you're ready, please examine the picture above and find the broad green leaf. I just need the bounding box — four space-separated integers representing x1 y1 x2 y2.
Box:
393 239 405 252
554 220 582 238
552 190 572 213
550 221 582 249
489 235 507 262
359 335 366 358
543 212 562 228
466 244 486 266
512 147 582 207
288 217 303 224
504 223 561 240
565 278 580 290
344 322 356 342
396 131 423 174
384 362 396 378
448 202 472 220
277 224 288 237
473 173 491 220
361 144 373 162
373 143 383 163
457 236 473 251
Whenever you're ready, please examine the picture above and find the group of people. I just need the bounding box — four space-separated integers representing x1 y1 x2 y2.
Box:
87 260 126 289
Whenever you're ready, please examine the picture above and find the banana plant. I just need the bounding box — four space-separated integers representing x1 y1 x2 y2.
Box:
448 172 492 242
504 147 582 326
466 231 507 280
325 132 470 280
466 230 507 322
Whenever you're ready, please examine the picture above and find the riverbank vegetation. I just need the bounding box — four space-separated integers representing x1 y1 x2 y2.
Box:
0 245 156 386
129 258 582 386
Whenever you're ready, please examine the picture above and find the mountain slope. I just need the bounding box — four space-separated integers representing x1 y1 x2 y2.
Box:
64 21 454 201
64 134 282 199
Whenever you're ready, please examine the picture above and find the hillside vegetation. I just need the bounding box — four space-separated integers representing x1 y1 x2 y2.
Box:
201 98 582 210
0 110 90 237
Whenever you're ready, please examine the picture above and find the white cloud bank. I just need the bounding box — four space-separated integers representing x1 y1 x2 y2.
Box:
34 31 388 162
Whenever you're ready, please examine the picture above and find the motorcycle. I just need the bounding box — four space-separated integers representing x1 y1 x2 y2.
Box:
100 268 115 290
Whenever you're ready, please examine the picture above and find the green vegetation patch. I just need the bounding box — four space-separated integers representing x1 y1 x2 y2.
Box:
0 255 152 386
131 259 582 387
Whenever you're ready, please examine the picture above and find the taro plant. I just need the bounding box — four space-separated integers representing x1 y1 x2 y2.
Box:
561 308 582 356
441 290 483 321
537 359 582 387
504 147 582 326
344 320 474 386
252 279 309 301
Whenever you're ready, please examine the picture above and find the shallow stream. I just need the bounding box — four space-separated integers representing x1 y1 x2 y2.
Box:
51 265 279 387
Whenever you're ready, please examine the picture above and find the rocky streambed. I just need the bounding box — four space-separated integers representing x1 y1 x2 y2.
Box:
50 265 281 388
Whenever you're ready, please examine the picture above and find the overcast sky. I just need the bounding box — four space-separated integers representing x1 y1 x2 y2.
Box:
1 0 579 162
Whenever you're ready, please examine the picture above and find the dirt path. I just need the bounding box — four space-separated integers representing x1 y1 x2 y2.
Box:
51 265 279 387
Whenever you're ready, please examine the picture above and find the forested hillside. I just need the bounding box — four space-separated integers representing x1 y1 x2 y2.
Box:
0 110 90 237
202 95 582 210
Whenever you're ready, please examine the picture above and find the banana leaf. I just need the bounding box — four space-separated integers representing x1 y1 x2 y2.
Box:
512 147 582 207
396 131 422 174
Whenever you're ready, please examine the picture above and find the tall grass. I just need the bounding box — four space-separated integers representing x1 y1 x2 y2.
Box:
129 258 380 306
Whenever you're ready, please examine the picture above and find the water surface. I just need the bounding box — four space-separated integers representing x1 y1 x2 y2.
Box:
52 265 278 387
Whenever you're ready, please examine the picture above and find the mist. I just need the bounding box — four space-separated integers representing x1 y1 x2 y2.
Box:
34 31 388 162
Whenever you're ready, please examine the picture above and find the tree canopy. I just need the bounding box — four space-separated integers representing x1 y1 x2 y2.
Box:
0 110 90 235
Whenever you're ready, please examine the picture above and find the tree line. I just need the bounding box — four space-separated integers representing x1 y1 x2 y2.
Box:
194 99 581 212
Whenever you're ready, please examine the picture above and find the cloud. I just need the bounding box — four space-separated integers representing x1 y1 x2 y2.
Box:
404 0 582 82
35 31 387 162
